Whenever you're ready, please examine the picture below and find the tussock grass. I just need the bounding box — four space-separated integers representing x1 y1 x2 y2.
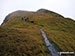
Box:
0 10 75 56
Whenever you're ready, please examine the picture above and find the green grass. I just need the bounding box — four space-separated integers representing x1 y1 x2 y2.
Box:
0 10 75 56
0 17 51 56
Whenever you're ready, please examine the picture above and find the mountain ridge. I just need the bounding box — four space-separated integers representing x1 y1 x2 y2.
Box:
0 9 75 56
2 9 66 25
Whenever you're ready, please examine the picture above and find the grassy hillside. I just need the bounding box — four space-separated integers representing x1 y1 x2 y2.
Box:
0 9 75 56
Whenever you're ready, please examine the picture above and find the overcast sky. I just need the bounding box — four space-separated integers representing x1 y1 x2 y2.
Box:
0 0 75 25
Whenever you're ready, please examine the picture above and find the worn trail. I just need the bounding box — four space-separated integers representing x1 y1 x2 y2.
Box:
40 27 59 56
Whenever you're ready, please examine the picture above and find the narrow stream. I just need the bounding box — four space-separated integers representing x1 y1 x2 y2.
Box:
40 27 59 56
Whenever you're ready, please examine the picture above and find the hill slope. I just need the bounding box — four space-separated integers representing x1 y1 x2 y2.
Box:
0 9 75 56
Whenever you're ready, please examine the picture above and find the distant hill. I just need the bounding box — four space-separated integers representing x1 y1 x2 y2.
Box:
0 9 75 56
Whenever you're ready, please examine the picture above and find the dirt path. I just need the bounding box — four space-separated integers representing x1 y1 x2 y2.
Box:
40 27 59 56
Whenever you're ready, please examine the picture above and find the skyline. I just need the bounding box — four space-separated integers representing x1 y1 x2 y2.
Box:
0 0 75 25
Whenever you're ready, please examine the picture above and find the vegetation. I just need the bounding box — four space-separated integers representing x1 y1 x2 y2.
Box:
0 9 75 56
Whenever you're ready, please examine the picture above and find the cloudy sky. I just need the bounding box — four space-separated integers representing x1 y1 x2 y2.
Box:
0 0 75 25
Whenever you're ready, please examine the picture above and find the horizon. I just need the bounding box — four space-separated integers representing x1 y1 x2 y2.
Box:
0 0 75 25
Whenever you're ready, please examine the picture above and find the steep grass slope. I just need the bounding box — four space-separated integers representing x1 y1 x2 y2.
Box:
0 18 51 56
0 9 75 56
